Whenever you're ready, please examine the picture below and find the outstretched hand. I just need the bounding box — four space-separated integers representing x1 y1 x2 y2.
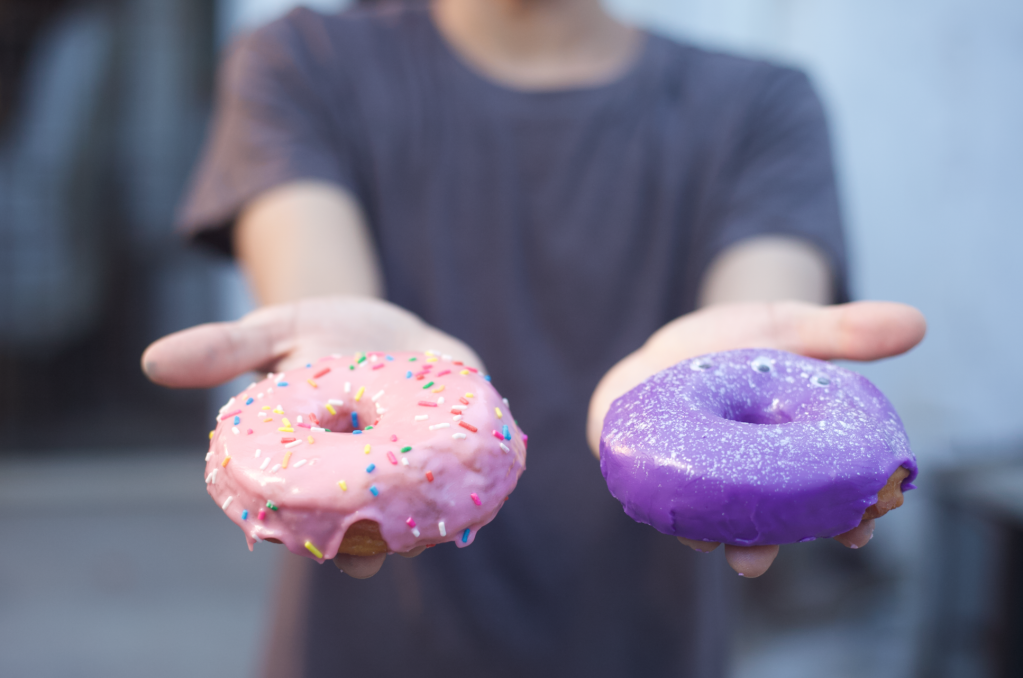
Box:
587 300 927 578
142 295 483 578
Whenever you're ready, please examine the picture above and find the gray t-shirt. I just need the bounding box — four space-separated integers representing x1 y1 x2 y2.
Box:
180 4 846 677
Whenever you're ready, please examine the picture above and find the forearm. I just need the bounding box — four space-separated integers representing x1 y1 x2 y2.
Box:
697 235 832 307
235 180 384 305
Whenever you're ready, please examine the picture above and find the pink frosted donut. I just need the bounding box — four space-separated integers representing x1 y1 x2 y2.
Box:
205 351 527 562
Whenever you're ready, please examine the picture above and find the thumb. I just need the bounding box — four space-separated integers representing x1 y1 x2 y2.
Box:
141 306 294 388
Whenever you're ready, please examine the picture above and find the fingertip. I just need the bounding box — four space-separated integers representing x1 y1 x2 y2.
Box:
841 301 927 359
677 536 721 553
397 545 427 559
876 301 927 351
724 544 779 578
834 518 876 549
333 552 386 578
140 339 169 384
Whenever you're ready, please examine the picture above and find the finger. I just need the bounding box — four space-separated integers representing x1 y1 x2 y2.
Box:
779 301 927 362
834 518 876 549
677 536 720 553
668 301 926 364
396 545 428 559
333 552 387 578
141 305 296 388
724 544 780 578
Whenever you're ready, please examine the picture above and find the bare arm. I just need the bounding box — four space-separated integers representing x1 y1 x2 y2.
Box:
235 180 384 305
697 235 832 308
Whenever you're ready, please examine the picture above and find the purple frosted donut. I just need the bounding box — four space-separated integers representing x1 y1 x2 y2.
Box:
599 348 917 546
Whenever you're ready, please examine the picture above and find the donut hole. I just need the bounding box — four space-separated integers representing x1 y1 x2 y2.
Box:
316 401 379 433
732 407 794 426
722 397 794 425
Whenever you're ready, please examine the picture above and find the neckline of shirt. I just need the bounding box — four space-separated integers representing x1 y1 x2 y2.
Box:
416 5 658 102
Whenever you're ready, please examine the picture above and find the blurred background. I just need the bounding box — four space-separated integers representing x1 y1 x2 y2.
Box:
0 0 1020 676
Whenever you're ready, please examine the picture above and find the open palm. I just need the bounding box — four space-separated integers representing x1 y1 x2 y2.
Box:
587 300 927 577
142 295 483 577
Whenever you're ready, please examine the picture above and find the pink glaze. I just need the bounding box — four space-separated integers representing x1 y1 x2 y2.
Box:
204 351 527 563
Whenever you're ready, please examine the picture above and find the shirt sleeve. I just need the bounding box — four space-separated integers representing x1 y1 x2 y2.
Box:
176 12 360 254
693 66 849 303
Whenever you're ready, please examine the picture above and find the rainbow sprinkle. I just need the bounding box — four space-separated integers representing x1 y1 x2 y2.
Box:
462 528 470 543
304 541 324 559
470 492 481 506
338 480 347 491
366 463 376 473
400 446 412 453
370 485 379 497
241 510 249 520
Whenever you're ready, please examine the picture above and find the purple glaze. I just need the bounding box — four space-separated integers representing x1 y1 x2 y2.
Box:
599 349 917 546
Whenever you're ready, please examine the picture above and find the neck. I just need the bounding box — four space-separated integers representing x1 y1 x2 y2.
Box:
431 0 640 90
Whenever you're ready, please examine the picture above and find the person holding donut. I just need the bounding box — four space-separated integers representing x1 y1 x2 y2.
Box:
142 0 926 675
